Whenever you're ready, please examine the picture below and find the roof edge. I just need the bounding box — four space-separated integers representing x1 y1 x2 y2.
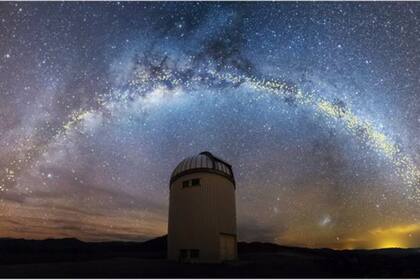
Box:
170 167 236 187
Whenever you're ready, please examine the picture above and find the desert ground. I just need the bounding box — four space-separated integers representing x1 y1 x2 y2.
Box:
1 236 419 278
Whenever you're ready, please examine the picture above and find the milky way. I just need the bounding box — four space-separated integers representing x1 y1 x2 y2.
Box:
0 2 419 249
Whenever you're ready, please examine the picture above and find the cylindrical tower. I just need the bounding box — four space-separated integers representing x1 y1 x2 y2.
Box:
168 151 237 263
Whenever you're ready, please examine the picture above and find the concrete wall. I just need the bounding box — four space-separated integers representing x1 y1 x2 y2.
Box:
168 172 237 262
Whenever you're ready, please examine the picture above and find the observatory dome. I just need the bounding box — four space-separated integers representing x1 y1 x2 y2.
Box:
170 151 235 185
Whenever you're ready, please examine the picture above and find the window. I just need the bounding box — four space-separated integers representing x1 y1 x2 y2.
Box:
180 249 188 259
182 178 200 188
190 249 200 258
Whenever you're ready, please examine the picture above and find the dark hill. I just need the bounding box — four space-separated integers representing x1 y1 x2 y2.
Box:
0 235 167 254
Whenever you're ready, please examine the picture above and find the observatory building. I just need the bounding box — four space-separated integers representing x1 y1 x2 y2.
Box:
168 151 237 263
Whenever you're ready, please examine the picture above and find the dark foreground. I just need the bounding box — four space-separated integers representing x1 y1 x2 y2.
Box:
1 236 419 278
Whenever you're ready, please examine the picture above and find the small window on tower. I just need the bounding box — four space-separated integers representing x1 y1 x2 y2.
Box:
191 178 200 186
180 249 188 259
182 180 189 188
190 249 200 258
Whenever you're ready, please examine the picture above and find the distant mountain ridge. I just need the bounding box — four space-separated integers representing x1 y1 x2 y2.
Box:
0 235 167 254
1 235 419 255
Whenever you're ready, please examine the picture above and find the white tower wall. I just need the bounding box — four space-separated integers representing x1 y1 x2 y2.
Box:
167 152 237 263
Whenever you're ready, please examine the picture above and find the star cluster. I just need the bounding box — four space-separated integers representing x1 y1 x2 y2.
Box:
0 2 419 249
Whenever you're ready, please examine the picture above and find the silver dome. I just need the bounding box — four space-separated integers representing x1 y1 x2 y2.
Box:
170 151 235 185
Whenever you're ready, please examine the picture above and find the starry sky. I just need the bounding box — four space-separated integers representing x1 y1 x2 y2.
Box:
0 2 419 249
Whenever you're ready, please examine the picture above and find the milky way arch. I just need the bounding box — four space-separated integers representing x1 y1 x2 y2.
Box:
55 51 420 203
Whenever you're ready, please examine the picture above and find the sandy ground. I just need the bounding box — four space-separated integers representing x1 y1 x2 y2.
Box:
1 250 420 278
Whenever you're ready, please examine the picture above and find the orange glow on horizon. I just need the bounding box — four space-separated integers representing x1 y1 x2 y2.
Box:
273 223 420 250
377 238 406 249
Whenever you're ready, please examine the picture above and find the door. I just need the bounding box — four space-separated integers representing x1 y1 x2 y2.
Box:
219 233 236 261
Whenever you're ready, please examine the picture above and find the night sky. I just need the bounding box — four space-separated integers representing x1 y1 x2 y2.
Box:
0 2 419 249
